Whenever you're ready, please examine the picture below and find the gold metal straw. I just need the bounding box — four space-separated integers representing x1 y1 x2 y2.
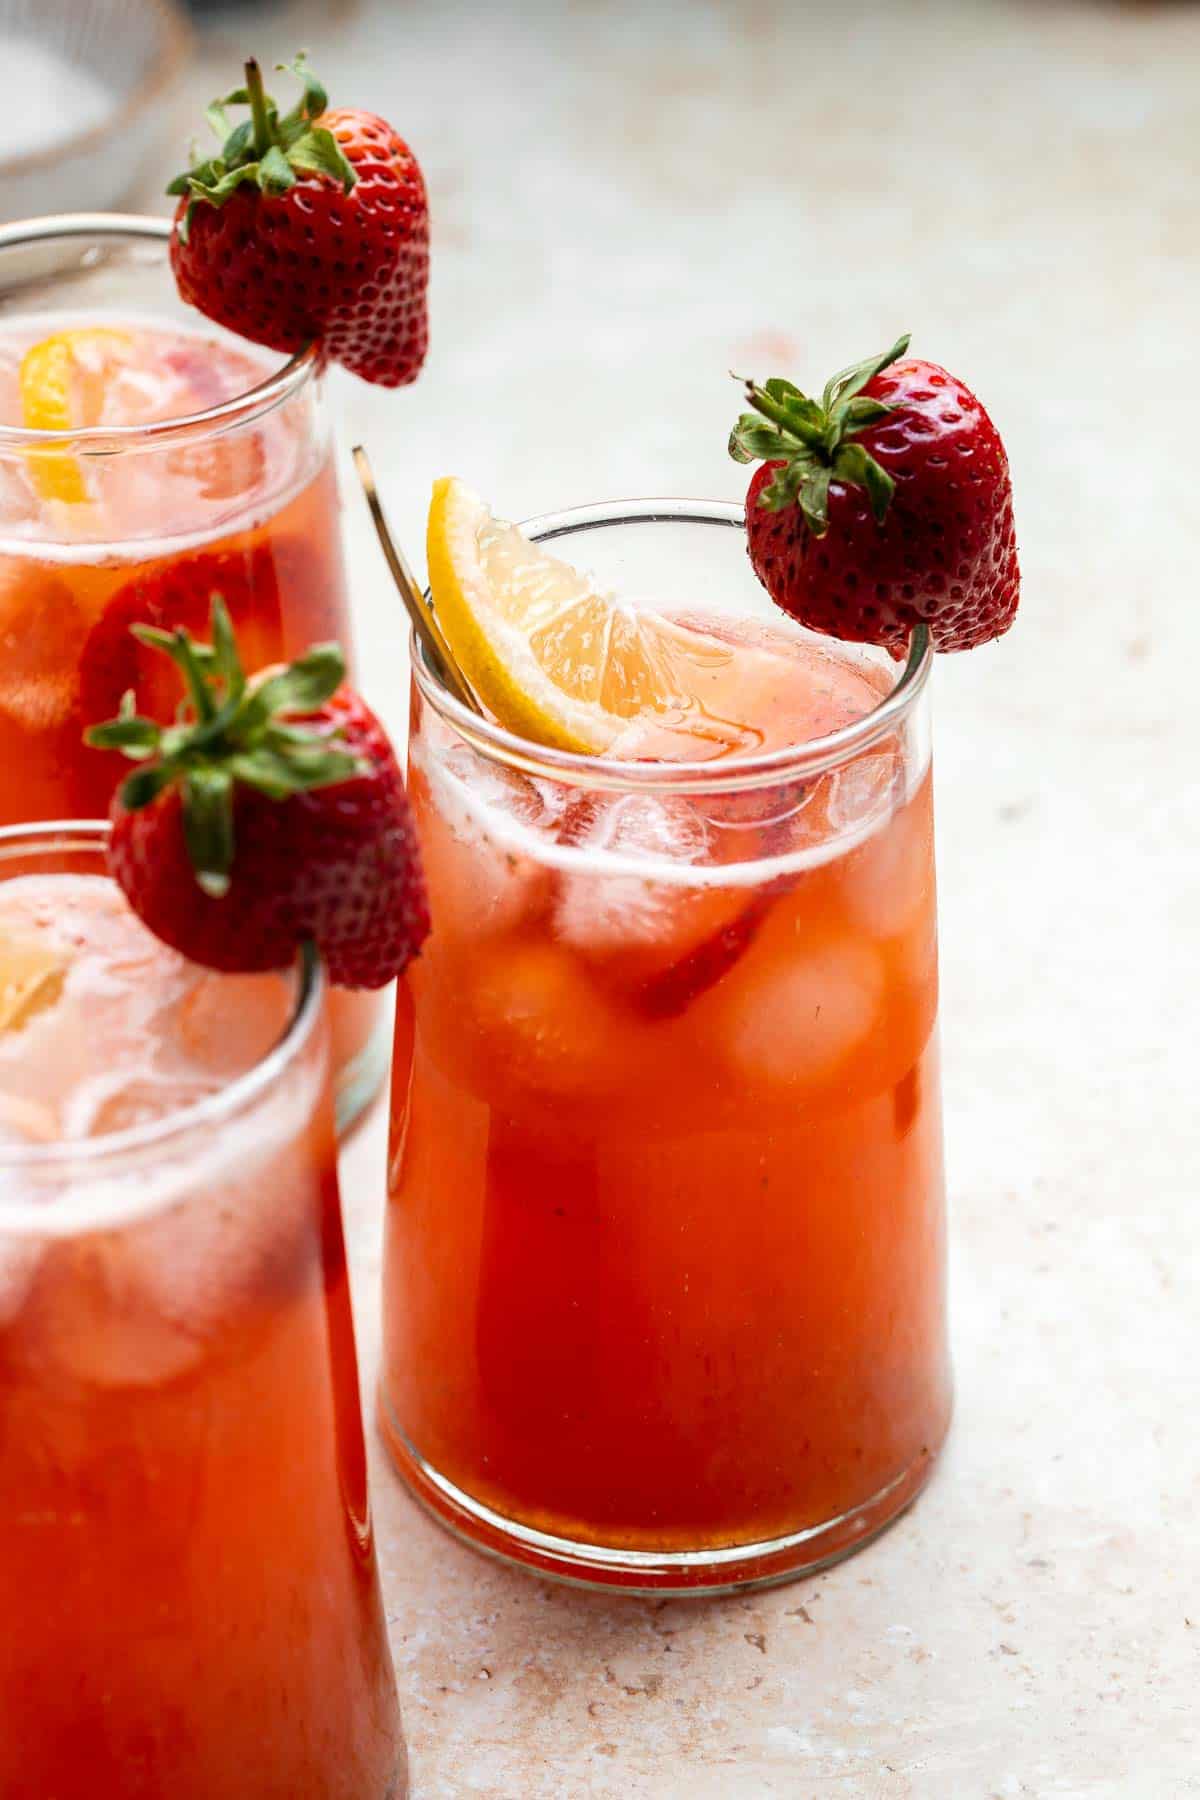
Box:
352 445 483 715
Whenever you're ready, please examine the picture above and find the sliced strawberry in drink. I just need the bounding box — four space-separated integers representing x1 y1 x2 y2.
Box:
553 789 801 1019
553 792 752 1000
634 885 778 1019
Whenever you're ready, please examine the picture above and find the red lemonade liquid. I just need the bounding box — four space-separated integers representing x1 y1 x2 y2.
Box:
0 867 404 1796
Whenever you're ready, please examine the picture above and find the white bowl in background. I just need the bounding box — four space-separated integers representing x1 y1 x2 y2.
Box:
0 0 191 224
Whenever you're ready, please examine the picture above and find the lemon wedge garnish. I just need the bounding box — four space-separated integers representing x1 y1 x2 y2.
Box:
427 477 757 754
20 328 132 503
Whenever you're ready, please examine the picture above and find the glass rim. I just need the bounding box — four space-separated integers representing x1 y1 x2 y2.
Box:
411 497 933 795
0 821 325 1184
0 213 319 454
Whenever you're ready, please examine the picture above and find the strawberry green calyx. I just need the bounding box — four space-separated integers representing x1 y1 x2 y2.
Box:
729 333 912 537
167 53 356 242
85 599 363 899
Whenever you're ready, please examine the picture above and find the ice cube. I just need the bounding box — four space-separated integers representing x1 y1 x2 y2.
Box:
33 1236 213 1388
0 878 219 1143
36 1143 319 1389
0 458 40 530
840 783 934 943
827 749 901 836
555 793 712 948
418 746 559 942
168 969 292 1081
165 431 267 505
708 935 886 1093
553 793 764 1007
461 940 628 1099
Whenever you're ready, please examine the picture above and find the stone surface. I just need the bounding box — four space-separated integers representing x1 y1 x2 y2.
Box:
158 2 1199 1792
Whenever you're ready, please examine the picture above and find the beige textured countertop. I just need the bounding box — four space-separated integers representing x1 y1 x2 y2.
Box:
154 2 1199 1792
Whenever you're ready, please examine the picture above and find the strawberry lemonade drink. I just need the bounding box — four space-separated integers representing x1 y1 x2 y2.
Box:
0 824 405 1796
381 489 954 1591
0 216 381 1125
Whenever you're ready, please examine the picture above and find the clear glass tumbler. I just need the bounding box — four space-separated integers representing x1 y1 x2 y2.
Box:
0 823 406 1797
381 500 952 1593
0 213 383 1130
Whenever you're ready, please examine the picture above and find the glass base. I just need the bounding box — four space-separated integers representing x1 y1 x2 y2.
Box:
380 1398 949 1596
334 1008 391 1138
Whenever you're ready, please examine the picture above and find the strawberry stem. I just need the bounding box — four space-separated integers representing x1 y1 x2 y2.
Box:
167 52 357 223
728 336 911 537
244 59 272 159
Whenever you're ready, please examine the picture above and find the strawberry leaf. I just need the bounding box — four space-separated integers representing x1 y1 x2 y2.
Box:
119 762 178 810
729 336 911 535
821 334 910 412
87 602 360 898
276 51 327 121
838 395 894 431
85 712 162 757
729 416 799 465
259 145 297 195
287 127 357 191
241 645 345 732
166 52 354 210
833 442 895 523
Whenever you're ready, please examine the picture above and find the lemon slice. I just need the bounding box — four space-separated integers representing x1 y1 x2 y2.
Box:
0 939 66 1036
20 328 132 503
427 477 756 753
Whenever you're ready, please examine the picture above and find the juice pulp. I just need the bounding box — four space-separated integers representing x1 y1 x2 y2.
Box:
382 615 950 1576
0 874 404 1797
0 321 377 1099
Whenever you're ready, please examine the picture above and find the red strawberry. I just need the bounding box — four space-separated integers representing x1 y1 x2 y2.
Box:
730 335 1019 653
74 544 331 817
86 602 429 988
168 55 428 387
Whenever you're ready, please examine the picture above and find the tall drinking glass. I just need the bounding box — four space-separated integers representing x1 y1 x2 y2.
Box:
0 214 382 1129
0 822 406 1798
381 500 951 1593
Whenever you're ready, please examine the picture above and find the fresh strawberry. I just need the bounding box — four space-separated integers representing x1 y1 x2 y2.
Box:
167 55 428 387
729 335 1019 653
74 544 332 816
86 603 429 988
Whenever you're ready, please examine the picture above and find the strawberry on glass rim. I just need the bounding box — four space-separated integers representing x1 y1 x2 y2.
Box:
168 53 429 387
729 333 1020 653
85 602 430 988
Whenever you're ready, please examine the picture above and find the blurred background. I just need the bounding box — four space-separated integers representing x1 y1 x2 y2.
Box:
7 1 1197 1789
7 0 1194 750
